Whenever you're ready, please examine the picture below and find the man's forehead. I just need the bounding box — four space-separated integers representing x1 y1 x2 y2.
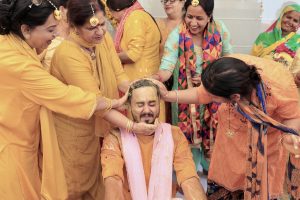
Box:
131 87 158 101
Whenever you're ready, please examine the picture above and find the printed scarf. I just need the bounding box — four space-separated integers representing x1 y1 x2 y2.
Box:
236 83 300 199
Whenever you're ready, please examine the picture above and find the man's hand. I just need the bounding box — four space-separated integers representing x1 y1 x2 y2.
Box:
181 177 207 200
104 176 125 200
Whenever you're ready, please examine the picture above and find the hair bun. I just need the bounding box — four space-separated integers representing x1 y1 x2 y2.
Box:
0 0 17 34
249 65 261 85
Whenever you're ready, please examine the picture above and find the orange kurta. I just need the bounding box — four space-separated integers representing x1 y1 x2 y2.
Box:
0 34 96 200
101 126 198 200
197 54 300 198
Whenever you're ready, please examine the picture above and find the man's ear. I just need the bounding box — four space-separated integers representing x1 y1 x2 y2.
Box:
20 24 31 40
230 93 241 102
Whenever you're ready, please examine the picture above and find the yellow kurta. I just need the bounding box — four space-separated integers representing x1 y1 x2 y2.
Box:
50 32 128 199
101 126 198 200
0 34 96 200
121 10 161 81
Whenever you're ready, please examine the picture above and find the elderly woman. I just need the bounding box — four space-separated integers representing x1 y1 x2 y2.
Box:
252 4 300 102
153 0 233 173
49 0 140 198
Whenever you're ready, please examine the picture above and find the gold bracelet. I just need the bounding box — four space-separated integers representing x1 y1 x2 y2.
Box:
126 120 134 133
104 98 112 112
126 120 130 133
128 121 134 133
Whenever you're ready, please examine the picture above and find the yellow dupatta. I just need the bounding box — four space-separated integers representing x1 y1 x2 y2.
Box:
69 30 123 136
6 34 68 200
252 32 295 58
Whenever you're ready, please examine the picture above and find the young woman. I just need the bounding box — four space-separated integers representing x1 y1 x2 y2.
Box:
154 54 300 199
153 0 233 173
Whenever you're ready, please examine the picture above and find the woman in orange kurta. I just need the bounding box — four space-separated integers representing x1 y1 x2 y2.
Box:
153 54 300 199
0 1 157 199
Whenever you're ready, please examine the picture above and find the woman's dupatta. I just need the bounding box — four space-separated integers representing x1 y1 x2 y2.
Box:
114 1 143 53
236 83 300 199
174 21 222 147
6 34 68 199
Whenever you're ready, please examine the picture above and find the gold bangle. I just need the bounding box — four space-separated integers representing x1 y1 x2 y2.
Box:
126 120 134 133
104 98 112 112
126 120 130 133
128 121 134 133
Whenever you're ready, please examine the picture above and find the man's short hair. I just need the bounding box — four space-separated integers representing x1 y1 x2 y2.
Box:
127 79 160 103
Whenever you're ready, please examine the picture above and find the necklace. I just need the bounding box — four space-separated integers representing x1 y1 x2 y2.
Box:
226 102 246 138
226 103 236 138
81 46 96 60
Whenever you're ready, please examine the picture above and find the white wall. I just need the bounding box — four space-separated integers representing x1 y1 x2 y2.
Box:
139 0 300 54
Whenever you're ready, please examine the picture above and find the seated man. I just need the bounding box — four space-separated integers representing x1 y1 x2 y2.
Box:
101 79 207 200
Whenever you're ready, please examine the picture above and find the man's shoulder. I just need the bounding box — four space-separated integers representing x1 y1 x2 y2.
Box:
106 128 122 142
168 125 186 143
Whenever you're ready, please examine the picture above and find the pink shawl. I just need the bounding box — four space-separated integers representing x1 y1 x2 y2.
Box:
120 123 174 200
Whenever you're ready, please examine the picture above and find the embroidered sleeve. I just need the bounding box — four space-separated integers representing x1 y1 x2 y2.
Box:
123 12 147 62
159 26 180 73
101 133 125 182
20 60 96 120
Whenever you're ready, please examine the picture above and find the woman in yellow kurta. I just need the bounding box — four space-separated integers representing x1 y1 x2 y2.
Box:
107 0 166 122
50 0 130 199
106 0 161 81
0 1 157 199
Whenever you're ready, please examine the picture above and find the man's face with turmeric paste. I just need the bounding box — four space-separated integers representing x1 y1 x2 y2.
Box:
129 87 160 124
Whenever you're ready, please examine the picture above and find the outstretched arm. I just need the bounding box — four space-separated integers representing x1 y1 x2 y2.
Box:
147 79 211 104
